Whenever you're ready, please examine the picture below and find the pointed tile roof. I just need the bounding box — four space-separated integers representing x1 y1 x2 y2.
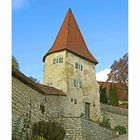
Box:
43 8 98 64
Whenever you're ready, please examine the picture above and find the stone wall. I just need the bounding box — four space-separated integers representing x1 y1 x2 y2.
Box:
100 103 128 116
12 76 65 123
51 117 116 140
81 119 116 140
103 111 128 131
12 75 116 140
65 51 101 121
44 51 67 93
12 77 44 123
100 103 128 131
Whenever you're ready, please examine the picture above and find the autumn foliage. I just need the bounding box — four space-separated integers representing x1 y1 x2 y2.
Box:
107 53 128 90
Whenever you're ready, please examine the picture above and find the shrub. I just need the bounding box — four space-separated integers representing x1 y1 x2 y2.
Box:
100 88 108 104
108 83 119 106
114 125 127 135
80 113 84 118
99 113 111 128
32 121 66 140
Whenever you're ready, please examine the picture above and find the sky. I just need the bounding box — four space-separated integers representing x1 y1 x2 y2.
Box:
12 0 128 83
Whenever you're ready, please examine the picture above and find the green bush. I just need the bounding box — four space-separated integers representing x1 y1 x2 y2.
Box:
32 121 66 140
80 113 84 118
114 125 127 135
108 83 119 106
99 113 111 128
100 88 108 104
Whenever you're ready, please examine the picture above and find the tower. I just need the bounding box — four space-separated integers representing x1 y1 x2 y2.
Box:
43 9 101 121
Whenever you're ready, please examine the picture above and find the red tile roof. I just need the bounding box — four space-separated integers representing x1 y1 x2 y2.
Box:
12 69 66 96
37 84 66 96
43 8 98 64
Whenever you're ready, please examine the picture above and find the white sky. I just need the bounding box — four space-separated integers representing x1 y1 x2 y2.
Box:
96 68 110 82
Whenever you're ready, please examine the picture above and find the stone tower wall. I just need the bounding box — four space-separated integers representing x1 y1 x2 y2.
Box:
65 51 101 121
44 51 67 93
43 50 101 121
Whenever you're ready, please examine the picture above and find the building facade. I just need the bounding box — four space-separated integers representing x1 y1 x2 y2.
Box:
43 9 101 121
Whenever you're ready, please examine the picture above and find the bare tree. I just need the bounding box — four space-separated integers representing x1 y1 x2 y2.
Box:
107 53 128 90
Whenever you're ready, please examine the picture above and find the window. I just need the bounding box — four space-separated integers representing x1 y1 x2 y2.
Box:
74 99 77 104
74 80 76 87
53 57 63 64
74 80 82 88
75 62 83 71
56 59 58 63
47 82 52 86
78 64 80 69
59 57 63 63
71 98 73 103
75 63 78 69
79 81 82 88
71 98 77 104
81 65 83 71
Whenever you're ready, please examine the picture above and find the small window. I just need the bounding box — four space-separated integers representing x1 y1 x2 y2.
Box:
74 80 76 87
71 98 73 103
78 64 80 69
59 57 63 63
75 62 83 71
53 57 63 64
45 97 47 102
74 80 82 88
74 99 77 104
81 65 83 71
47 82 52 86
79 81 82 88
56 59 58 63
75 63 78 69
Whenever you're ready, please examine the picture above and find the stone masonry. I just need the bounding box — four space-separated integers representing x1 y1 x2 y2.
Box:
100 103 128 132
44 50 101 121
12 71 116 140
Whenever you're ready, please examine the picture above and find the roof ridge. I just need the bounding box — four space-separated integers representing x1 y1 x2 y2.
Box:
65 9 70 50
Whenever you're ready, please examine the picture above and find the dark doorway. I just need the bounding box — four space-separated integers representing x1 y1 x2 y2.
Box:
85 102 90 119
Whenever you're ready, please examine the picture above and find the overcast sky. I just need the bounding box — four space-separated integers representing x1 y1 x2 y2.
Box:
12 0 128 82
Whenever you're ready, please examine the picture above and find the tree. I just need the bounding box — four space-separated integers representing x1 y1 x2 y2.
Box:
100 87 108 104
108 83 119 106
12 56 19 70
107 53 128 90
